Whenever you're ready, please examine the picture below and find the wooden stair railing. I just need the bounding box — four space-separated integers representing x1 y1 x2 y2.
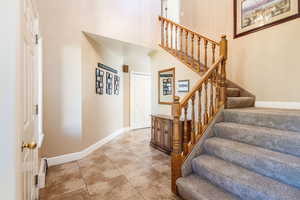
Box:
158 16 228 194
159 16 225 75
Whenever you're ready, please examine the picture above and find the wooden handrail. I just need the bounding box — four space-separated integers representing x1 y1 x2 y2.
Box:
159 16 220 46
180 56 224 107
159 16 229 195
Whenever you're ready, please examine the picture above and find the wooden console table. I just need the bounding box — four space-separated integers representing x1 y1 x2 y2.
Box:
150 114 191 154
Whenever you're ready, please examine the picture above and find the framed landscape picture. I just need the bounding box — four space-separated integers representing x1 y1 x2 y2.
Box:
234 0 300 38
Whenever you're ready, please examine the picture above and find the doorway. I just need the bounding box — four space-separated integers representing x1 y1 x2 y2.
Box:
130 72 152 129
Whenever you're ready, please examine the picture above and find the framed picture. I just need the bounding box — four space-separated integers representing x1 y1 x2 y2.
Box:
234 0 300 38
95 69 104 95
177 80 190 93
114 75 120 95
162 78 172 96
106 72 113 95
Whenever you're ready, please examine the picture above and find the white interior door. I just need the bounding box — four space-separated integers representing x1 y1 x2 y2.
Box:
131 73 151 129
21 0 40 199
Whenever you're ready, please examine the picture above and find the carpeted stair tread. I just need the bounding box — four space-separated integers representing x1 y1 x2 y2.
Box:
224 108 300 132
227 88 240 97
204 137 300 188
226 97 255 109
177 174 239 200
214 122 300 157
192 155 300 200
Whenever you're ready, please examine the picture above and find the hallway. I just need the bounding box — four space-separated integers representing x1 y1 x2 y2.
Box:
40 129 181 200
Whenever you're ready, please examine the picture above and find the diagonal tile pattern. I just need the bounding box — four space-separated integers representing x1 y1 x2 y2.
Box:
40 128 182 200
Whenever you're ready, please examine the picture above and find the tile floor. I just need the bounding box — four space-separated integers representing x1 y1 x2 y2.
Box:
40 128 182 200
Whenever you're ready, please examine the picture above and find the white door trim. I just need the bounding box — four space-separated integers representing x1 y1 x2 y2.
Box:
130 72 152 130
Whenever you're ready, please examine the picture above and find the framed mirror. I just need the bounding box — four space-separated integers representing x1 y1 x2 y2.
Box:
158 68 175 104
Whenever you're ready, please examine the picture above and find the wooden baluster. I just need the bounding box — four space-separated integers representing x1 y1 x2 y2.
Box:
171 96 182 194
191 95 196 145
183 105 189 155
204 39 208 70
197 36 201 72
161 19 165 47
191 33 195 68
212 43 216 64
166 21 169 49
204 80 209 125
170 23 173 51
175 26 178 57
210 74 214 117
215 67 220 111
185 30 188 63
219 35 228 106
198 86 202 136
180 28 183 59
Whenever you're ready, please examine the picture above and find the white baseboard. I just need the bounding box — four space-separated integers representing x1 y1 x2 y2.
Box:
255 101 300 110
46 127 130 167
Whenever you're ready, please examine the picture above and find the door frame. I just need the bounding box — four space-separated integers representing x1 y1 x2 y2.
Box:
130 72 152 130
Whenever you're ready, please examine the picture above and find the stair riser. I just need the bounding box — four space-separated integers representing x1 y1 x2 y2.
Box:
204 139 300 189
214 124 300 157
227 89 240 97
193 161 273 200
226 98 255 109
224 111 300 133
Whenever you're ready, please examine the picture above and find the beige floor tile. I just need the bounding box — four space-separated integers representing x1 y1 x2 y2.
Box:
41 128 181 200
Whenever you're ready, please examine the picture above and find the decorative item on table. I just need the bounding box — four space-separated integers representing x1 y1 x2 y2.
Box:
234 0 300 38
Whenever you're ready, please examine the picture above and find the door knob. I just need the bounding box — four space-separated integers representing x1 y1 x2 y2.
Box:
22 142 37 151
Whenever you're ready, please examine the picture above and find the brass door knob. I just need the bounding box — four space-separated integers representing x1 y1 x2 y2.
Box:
22 142 37 151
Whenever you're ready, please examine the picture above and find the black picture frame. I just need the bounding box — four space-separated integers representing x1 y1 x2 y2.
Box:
114 75 120 95
95 69 104 95
106 72 113 95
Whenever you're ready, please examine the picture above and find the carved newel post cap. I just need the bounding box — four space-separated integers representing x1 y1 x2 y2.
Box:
221 35 227 39
174 96 180 103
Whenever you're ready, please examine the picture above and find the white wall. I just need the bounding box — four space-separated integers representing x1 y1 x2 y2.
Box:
0 0 21 199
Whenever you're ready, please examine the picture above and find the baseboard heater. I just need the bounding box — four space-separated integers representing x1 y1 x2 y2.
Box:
38 158 48 188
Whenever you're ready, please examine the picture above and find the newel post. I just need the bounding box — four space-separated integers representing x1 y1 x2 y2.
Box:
219 35 228 106
171 96 182 194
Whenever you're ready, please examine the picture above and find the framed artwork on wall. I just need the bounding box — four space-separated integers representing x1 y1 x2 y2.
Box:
114 75 120 95
95 69 104 95
234 0 300 38
177 80 190 93
106 72 113 95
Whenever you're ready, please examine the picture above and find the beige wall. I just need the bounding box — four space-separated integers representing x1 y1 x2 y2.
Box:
81 0 161 49
38 0 83 157
150 48 200 115
181 0 300 102
81 35 125 148
37 0 156 157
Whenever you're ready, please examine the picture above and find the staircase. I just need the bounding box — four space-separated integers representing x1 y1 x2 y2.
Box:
177 108 300 200
158 16 300 199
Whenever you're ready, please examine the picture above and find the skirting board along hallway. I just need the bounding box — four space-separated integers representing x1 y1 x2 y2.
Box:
46 127 131 167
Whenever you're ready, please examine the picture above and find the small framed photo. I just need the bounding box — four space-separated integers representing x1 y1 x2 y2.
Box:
95 68 104 95
114 75 120 95
106 72 113 95
177 80 190 93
